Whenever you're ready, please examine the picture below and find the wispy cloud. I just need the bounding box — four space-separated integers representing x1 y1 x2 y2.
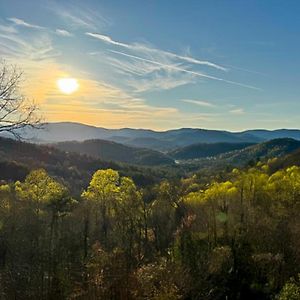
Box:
0 24 17 33
224 64 267 76
49 3 110 30
0 17 60 63
109 50 261 90
86 32 227 71
86 32 260 92
55 11 95 29
86 32 130 48
89 50 195 92
55 29 73 37
127 75 193 93
182 99 216 108
230 108 245 115
7 17 44 29
0 31 60 61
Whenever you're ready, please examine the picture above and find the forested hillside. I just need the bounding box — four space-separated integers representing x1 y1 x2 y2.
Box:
1 135 300 299
269 148 300 171
218 138 300 165
0 161 300 299
51 139 174 166
0 137 179 193
169 142 254 160
173 138 300 178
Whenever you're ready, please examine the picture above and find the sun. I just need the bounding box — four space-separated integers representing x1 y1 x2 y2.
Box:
57 78 79 94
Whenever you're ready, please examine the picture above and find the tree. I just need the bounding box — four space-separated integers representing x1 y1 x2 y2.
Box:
13 169 73 299
82 169 121 248
150 181 180 255
115 176 143 265
0 60 41 138
279 276 300 300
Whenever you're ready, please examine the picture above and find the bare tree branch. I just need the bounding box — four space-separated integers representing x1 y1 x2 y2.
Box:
0 60 42 139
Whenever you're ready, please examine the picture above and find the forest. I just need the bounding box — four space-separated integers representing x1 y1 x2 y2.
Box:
0 159 300 299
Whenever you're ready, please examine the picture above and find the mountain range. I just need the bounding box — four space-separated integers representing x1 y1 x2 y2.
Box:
13 122 300 151
1 122 300 182
1 133 300 192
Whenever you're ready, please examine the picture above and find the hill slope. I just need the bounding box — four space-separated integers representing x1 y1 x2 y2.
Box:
268 148 300 171
219 138 300 165
51 139 174 166
177 138 300 175
0 138 178 193
169 142 254 160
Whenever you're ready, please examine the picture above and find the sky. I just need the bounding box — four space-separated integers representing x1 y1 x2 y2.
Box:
0 0 299 131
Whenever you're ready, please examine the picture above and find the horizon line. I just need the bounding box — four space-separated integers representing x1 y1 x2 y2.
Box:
41 121 300 133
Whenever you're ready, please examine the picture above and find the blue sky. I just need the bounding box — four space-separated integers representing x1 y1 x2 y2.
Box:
0 0 299 130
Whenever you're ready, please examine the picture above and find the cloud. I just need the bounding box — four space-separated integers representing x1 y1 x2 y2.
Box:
56 11 95 29
7 17 44 29
0 18 60 64
0 31 60 61
49 3 110 30
86 32 130 48
86 32 260 92
229 108 245 115
90 50 195 92
0 24 17 34
224 64 266 76
0 18 62 62
109 50 261 90
86 32 227 71
182 99 216 108
127 75 193 93
55 29 73 37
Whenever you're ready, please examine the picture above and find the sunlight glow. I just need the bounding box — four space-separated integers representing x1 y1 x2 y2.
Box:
57 78 79 94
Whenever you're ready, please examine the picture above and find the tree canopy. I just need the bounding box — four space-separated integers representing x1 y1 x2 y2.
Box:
0 163 300 299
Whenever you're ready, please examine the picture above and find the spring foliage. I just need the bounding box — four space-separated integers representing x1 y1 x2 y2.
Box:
0 164 300 299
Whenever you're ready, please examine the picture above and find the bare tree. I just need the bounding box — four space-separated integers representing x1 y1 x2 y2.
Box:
0 60 41 139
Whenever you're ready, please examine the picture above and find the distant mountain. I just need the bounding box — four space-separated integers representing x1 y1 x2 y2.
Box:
17 122 261 150
243 129 300 141
8 122 300 151
51 139 174 166
169 142 254 160
114 137 175 151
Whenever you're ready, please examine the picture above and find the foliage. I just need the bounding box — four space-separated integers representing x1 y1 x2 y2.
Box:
278 276 300 300
0 162 300 299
